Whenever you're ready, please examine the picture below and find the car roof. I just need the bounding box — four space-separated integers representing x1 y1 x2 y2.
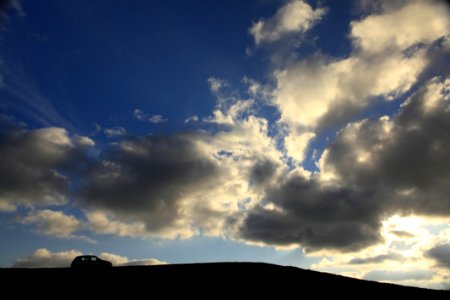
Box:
75 255 99 258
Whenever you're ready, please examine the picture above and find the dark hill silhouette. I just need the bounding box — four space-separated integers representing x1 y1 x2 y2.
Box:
2 262 448 297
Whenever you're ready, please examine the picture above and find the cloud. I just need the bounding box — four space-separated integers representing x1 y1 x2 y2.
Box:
80 108 283 238
12 248 166 268
99 252 167 266
320 76 450 216
271 0 450 170
348 253 404 265
363 269 434 282
104 126 127 137
207 77 227 93
79 132 223 238
77 83 285 239
0 53 75 130
184 115 199 123
12 248 82 268
239 174 383 252
284 131 315 163
351 0 449 55
85 211 148 237
311 215 450 289
134 108 167 123
0 116 93 210
240 75 450 252
426 243 450 269
21 209 95 243
120 258 167 266
250 0 325 45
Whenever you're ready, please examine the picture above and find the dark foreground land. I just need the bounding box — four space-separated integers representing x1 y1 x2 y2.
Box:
1 263 448 297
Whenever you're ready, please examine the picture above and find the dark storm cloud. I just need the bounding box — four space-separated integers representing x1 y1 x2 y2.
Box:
239 76 450 251
349 253 404 265
240 176 383 252
80 133 221 232
0 115 92 209
426 244 450 269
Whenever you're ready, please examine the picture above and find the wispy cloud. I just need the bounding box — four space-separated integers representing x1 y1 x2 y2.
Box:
0 58 76 131
184 115 198 123
104 126 127 137
134 108 167 123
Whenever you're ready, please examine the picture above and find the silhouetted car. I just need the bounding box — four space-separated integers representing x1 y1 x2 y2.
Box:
71 255 112 268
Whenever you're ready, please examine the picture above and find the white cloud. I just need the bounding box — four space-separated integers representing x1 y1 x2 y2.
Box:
12 248 166 268
351 0 450 54
363 269 434 282
104 126 127 137
21 209 95 243
0 201 16 212
207 77 227 93
284 131 315 163
134 108 167 123
250 0 325 45
85 211 151 238
99 252 167 266
73 135 95 146
271 0 449 168
274 41 428 130
120 259 167 266
184 115 199 123
12 248 82 268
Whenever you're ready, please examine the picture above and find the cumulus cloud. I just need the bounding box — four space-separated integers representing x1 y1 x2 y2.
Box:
250 0 325 45
239 174 383 252
12 248 166 268
85 211 148 237
21 209 95 243
320 76 450 216
239 0 450 253
134 108 167 123
272 0 449 173
79 133 224 238
12 248 82 268
80 101 284 238
74 80 285 239
240 75 450 252
0 115 93 210
351 0 449 54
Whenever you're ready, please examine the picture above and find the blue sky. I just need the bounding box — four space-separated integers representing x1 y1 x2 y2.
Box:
1 0 450 289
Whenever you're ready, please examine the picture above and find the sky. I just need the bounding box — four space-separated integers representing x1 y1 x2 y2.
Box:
0 0 450 289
